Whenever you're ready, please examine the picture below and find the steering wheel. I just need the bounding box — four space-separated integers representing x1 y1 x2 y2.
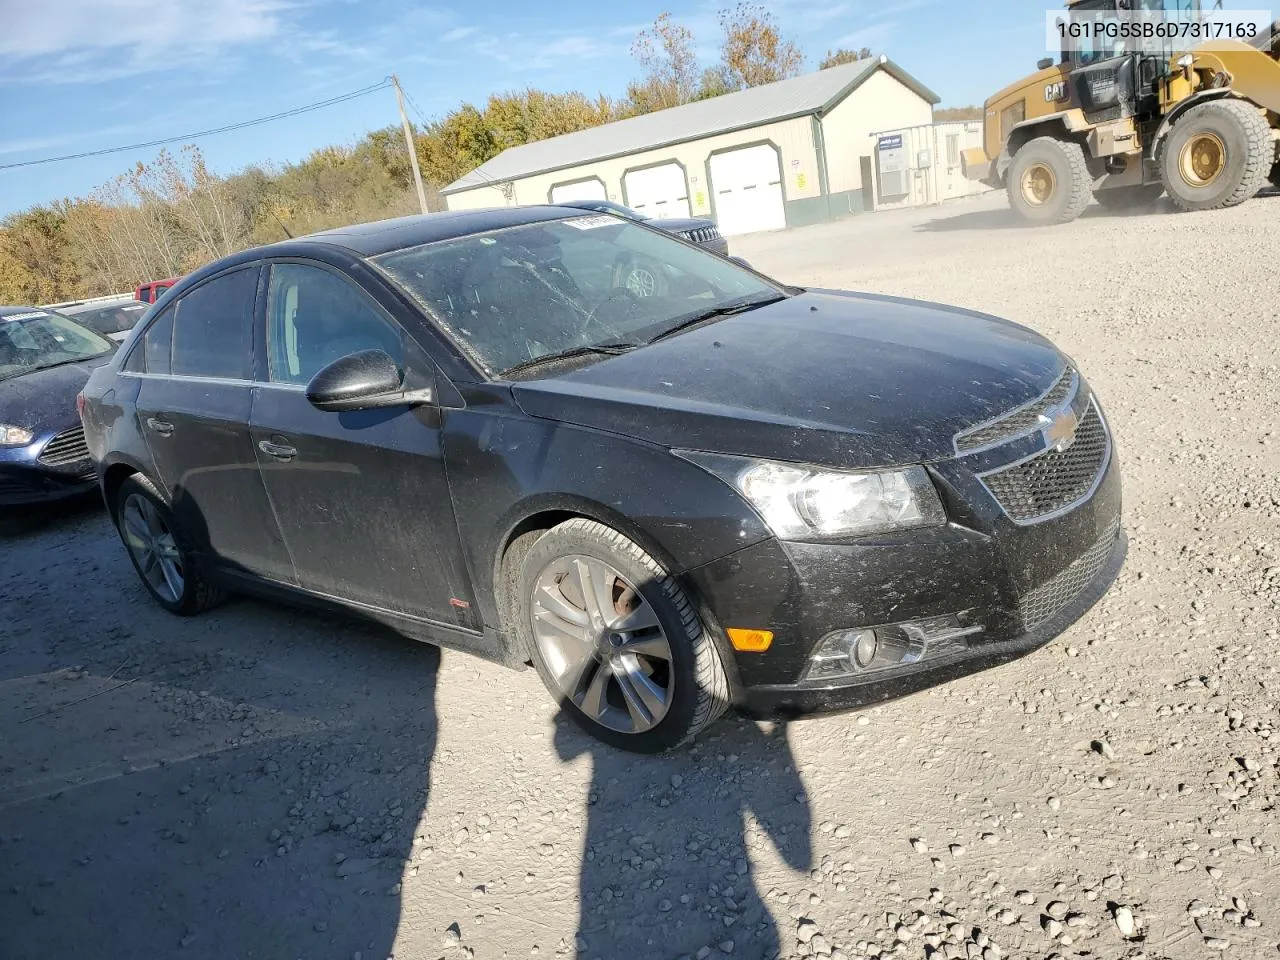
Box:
584 286 642 334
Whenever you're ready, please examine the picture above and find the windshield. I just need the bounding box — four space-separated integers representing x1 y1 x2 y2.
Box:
374 216 780 376
1068 0 1200 63
62 301 148 336
0 310 114 381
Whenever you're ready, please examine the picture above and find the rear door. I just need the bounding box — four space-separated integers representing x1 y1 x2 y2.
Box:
131 265 295 583
248 259 476 629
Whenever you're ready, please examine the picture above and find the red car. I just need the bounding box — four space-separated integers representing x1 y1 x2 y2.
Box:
134 277 180 304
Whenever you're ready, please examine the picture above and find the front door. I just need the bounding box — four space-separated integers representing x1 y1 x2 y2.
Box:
248 260 476 629
131 266 296 582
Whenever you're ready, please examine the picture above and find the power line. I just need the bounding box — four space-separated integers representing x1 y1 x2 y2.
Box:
0 79 394 171
400 86 432 128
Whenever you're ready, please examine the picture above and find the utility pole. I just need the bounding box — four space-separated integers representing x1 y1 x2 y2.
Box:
392 74 429 215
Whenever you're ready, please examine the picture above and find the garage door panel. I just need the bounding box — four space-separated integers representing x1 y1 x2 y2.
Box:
623 164 691 219
709 145 786 236
550 180 607 204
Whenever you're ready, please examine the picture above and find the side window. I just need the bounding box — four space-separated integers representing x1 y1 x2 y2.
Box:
266 263 403 385
171 267 257 380
140 307 175 375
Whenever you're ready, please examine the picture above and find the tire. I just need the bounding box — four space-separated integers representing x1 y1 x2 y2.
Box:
1005 137 1093 224
1157 99 1271 212
1094 184 1164 211
1270 163 1280 191
114 474 225 616
513 518 729 752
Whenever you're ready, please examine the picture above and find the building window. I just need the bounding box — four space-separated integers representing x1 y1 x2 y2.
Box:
946 133 960 168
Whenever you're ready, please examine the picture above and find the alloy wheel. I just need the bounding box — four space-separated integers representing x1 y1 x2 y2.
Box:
624 266 659 297
121 493 185 604
530 555 674 734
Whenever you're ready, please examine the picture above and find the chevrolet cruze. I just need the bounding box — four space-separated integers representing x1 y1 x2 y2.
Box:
80 207 1125 752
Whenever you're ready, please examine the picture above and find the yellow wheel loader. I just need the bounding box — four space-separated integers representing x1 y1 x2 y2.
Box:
963 0 1280 224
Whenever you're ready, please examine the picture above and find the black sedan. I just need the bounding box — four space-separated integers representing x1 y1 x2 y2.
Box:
554 198 729 258
1 305 115 509
80 207 1124 752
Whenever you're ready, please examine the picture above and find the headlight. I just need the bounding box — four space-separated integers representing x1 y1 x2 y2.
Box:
674 451 946 539
0 424 35 446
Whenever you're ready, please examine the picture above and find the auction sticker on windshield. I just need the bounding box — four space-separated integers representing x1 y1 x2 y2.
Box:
563 215 617 230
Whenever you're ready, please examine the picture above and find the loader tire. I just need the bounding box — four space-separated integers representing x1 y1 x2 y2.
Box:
1158 99 1271 212
1094 184 1164 211
1005 137 1093 225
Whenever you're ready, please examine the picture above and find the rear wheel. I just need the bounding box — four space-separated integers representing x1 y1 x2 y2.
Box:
115 474 225 615
1158 99 1271 211
1094 184 1164 211
1005 137 1093 225
514 518 729 752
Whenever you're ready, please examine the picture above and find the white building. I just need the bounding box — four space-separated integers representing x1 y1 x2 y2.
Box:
442 56 940 236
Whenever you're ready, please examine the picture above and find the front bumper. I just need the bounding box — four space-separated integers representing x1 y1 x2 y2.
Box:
0 465 97 506
684 393 1124 717
742 527 1125 717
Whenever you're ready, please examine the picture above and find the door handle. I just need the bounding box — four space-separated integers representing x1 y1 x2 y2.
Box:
146 417 174 437
258 439 297 461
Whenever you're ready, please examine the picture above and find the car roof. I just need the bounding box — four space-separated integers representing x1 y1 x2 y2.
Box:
296 205 585 257
0 305 48 317
57 297 143 313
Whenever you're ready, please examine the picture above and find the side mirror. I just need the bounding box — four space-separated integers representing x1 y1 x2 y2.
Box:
728 255 753 270
305 349 433 412
1037 57 1054 70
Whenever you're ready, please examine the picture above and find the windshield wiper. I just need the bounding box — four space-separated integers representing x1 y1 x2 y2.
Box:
500 341 639 377
648 293 787 343
6 355 105 378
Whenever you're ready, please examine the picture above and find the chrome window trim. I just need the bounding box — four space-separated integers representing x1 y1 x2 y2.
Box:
953 367 1079 457
975 398 1112 526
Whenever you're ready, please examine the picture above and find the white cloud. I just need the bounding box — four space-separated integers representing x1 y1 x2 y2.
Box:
440 26 476 43
0 0 302 83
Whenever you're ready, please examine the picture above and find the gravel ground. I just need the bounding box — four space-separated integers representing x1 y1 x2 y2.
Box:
3 189 1279 960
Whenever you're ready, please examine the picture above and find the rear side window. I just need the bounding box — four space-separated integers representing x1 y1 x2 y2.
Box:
171 268 258 380
140 307 175 374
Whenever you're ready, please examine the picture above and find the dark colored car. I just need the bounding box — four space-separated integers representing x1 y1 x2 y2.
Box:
80 207 1125 752
555 199 730 259
0 305 115 509
51 296 149 343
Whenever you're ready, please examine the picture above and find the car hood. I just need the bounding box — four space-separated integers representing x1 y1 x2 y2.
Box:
646 216 717 234
0 355 111 434
511 290 1066 469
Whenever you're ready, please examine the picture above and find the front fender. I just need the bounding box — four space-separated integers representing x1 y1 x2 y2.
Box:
441 386 771 630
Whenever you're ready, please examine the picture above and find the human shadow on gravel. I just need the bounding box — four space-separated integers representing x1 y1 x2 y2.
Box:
557 715 811 960
0 540 441 960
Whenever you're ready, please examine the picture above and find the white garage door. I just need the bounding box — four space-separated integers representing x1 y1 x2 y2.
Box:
550 179 607 204
709 145 786 236
623 163 691 218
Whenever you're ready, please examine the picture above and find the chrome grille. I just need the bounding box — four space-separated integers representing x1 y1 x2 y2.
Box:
981 401 1109 522
955 367 1077 454
38 426 90 467
1020 516 1121 629
682 226 722 245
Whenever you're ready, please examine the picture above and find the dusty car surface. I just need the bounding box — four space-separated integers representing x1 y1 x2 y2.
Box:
51 296 149 343
0 305 115 509
79 207 1124 752
554 198 730 258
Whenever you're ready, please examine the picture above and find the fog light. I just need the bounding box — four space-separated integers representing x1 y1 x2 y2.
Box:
801 615 983 683
852 629 878 668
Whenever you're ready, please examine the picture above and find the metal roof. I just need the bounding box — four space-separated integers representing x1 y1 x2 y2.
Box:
443 57 939 195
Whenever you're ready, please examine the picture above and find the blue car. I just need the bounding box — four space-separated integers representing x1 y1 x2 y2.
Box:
0 305 117 510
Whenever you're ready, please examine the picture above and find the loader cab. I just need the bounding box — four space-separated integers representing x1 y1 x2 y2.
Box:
1058 0 1199 121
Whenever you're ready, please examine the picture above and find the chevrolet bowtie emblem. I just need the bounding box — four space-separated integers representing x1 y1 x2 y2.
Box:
1039 407 1079 453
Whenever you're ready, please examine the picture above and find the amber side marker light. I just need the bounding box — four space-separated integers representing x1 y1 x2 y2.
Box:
727 628 773 652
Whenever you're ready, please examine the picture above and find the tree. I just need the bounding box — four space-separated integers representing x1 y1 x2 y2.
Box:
935 105 984 121
715 3 804 90
626 12 699 113
819 47 872 69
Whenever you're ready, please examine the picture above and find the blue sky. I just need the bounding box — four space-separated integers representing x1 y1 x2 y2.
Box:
0 0 1043 217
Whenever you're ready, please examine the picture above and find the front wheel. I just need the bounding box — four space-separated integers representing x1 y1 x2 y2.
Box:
115 474 225 615
515 518 729 752
1005 137 1093 225
1158 98 1271 211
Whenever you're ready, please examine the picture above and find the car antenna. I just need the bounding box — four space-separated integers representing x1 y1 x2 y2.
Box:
272 212 294 239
